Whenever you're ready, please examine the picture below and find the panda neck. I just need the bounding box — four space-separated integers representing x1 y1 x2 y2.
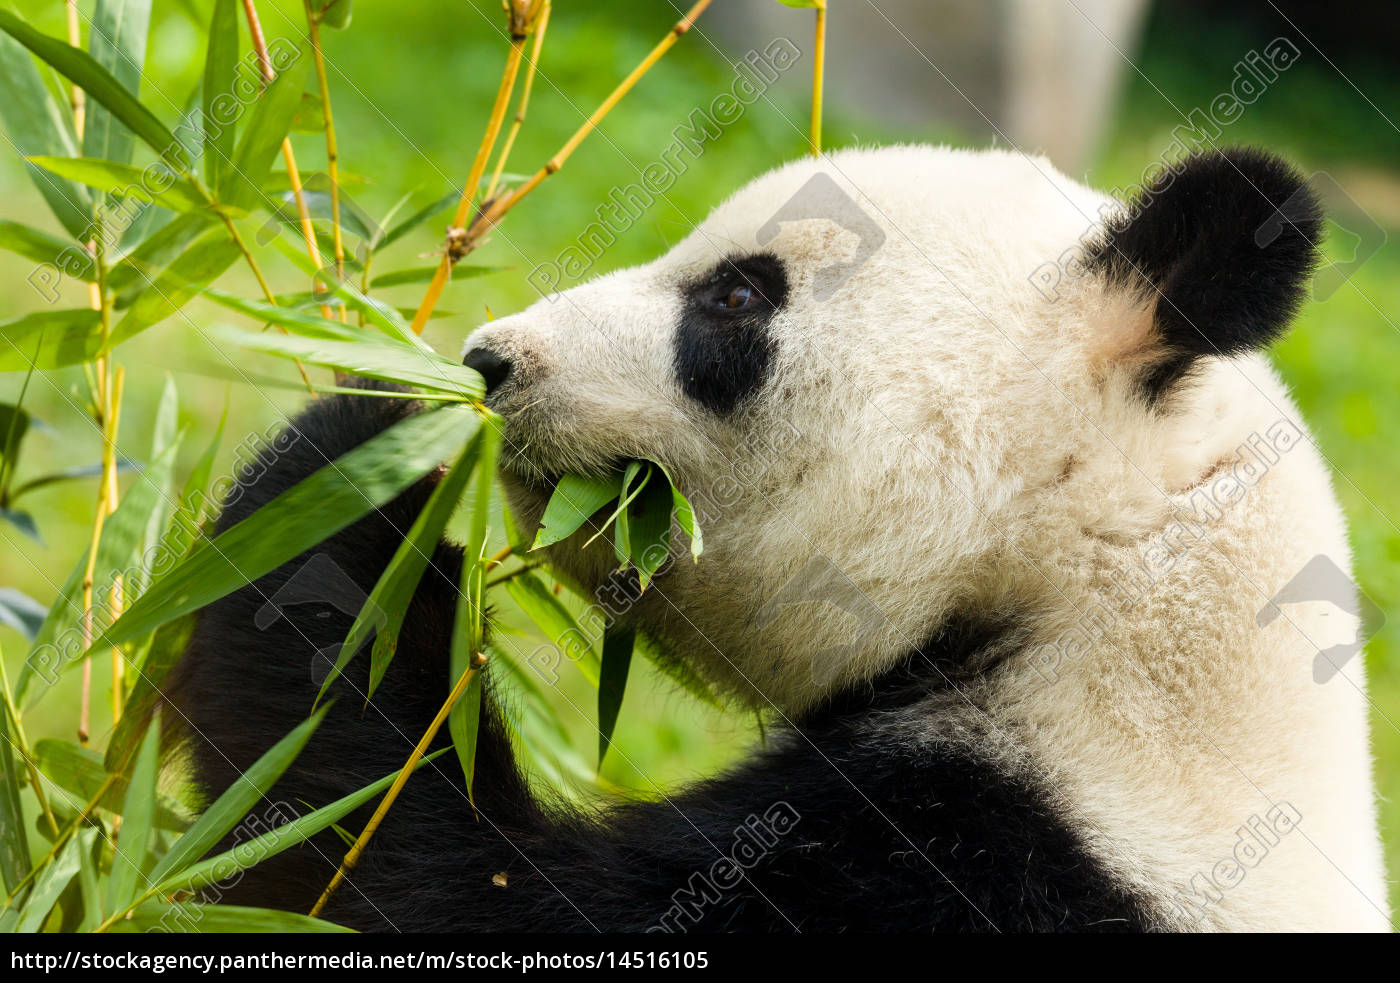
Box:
799 613 1020 726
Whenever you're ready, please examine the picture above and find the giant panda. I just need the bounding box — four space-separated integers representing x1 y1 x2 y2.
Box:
169 145 1390 932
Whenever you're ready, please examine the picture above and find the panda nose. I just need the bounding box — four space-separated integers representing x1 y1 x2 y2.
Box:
462 346 513 396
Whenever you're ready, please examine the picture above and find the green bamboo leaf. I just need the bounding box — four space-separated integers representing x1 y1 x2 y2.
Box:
610 462 649 564
220 45 308 209
267 189 377 243
16 438 183 704
317 420 483 703
104 611 194 777
290 90 326 133
370 265 506 288
597 624 634 768
489 645 594 786
378 190 458 249
450 423 500 800
0 509 40 543
0 308 103 372
267 238 414 341
91 405 477 658
106 711 161 911
205 286 354 339
531 472 623 550
202 0 238 189
9 460 140 506
14 833 82 932
111 902 354 933
0 10 186 171
0 221 93 280
32 739 188 830
626 472 673 591
0 30 93 239
318 0 353 31
110 227 242 347
28 156 208 213
652 459 702 561
0 588 47 641
209 323 482 398
0 682 30 895
149 706 328 885
75 827 102 931
0 401 31 470
504 572 599 685
84 0 154 167
108 212 217 308
148 749 448 900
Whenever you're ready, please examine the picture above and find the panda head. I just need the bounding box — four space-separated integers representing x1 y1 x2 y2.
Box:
463 145 1321 715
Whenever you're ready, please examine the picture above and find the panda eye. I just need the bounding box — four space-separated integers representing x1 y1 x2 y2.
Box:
675 252 790 415
720 283 755 309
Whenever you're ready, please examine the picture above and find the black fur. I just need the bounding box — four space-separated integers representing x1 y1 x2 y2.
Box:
168 391 1158 933
1085 147 1322 400
674 253 788 415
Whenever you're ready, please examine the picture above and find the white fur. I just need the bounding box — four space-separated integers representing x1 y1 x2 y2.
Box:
463 146 1389 931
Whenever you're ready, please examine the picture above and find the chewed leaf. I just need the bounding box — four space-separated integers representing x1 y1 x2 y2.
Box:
608 461 649 564
671 485 702 560
626 475 672 591
597 625 635 768
531 459 704 572
532 472 624 550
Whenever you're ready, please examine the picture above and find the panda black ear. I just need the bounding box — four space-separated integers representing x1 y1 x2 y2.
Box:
1086 147 1321 400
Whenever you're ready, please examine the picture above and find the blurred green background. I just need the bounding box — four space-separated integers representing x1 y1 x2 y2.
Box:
1 0 1397 913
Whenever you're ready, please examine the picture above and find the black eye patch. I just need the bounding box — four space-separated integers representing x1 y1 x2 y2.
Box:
673 252 789 415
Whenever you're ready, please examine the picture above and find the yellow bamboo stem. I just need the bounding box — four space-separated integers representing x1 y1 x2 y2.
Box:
810 1 826 156
408 36 528 336
309 652 488 917
485 0 551 202
64 0 84 137
243 0 334 321
106 366 125 721
414 0 712 316
305 5 344 290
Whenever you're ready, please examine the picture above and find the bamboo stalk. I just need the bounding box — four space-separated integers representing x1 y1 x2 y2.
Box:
63 0 84 136
407 35 528 335
810 1 826 156
0 655 58 837
309 652 488 917
106 366 125 721
220 213 315 391
0 773 116 911
410 0 712 329
484 0 551 202
243 0 335 322
305 1 345 290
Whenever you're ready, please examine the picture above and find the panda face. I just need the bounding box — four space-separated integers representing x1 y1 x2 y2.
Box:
462 145 1321 714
